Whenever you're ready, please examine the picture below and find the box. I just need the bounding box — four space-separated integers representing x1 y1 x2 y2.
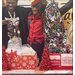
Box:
49 53 73 69
7 52 37 69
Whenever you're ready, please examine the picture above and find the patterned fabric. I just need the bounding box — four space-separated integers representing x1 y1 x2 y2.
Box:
43 1 67 53
7 52 37 69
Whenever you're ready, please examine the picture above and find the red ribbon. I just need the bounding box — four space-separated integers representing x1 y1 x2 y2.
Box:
8 50 17 60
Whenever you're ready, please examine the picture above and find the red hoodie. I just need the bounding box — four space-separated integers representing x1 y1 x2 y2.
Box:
28 13 45 46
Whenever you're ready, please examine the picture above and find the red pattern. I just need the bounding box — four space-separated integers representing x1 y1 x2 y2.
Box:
7 51 37 69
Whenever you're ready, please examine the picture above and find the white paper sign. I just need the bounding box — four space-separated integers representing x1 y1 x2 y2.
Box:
8 70 35 74
61 54 73 66
44 70 70 74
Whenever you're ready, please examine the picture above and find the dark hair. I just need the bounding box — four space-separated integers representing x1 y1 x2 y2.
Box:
16 0 18 2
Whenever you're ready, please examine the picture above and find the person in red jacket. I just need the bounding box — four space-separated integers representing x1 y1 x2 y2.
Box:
28 0 44 64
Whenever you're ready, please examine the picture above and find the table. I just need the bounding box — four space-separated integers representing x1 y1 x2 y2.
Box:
2 70 73 74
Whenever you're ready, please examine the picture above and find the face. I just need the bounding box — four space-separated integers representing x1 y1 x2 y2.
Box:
32 7 39 15
6 0 17 12
32 3 41 15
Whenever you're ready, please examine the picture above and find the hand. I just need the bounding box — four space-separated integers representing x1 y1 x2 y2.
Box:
7 25 14 37
2 20 9 26
15 21 19 30
8 26 14 33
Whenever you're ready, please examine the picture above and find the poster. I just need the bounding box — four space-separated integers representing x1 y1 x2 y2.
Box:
62 8 73 46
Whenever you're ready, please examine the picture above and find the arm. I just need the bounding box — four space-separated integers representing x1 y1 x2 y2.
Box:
2 7 10 26
60 0 73 15
2 20 9 26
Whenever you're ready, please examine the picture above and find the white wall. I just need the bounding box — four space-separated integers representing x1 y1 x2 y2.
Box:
17 0 69 8
17 0 31 8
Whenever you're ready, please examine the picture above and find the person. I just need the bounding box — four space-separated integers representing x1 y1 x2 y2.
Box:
2 0 31 48
28 0 45 63
40 0 73 53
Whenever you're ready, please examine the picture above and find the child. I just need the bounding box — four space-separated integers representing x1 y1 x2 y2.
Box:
28 0 44 63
